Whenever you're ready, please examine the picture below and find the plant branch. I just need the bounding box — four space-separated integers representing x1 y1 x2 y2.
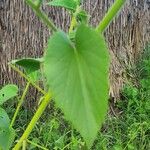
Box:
13 93 52 150
96 0 126 33
22 140 27 150
26 139 48 150
10 82 30 128
9 64 46 95
25 0 57 32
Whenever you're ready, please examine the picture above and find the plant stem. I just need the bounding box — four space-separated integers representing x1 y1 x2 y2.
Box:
9 64 46 95
22 140 27 150
25 0 57 32
26 139 48 150
69 15 77 33
10 82 30 128
13 93 51 150
69 6 80 33
96 0 126 33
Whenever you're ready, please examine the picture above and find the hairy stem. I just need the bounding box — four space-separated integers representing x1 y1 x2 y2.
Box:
9 64 46 95
13 93 51 150
10 82 30 128
96 0 126 33
22 140 27 150
25 0 57 31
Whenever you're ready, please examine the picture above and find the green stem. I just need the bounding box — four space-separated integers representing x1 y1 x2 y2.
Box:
9 64 46 95
69 6 80 33
25 0 57 32
69 15 77 34
96 0 126 33
13 93 52 150
22 140 27 150
27 139 48 150
10 82 30 128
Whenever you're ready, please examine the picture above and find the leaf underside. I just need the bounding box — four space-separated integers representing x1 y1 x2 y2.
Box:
44 24 110 148
11 58 43 73
11 58 43 81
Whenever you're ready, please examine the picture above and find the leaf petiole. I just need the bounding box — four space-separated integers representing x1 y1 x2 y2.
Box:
10 82 30 128
25 0 57 32
9 64 46 95
96 0 126 33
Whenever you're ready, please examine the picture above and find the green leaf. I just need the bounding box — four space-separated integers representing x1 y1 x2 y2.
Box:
0 85 18 105
47 0 78 11
11 58 43 73
0 108 15 150
11 58 43 81
0 127 15 150
44 24 110 148
0 108 10 129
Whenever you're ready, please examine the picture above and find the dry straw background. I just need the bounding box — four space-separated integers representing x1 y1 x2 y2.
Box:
0 0 150 103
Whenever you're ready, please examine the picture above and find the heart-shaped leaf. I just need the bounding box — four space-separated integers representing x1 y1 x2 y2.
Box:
47 0 78 11
44 24 110 148
0 85 18 105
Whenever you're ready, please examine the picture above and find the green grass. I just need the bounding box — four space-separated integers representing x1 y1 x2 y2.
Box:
4 45 150 149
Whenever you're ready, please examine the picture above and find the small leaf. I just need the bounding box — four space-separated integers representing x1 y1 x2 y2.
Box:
11 58 43 73
0 127 15 150
11 58 43 81
47 0 78 11
44 24 110 148
0 85 18 105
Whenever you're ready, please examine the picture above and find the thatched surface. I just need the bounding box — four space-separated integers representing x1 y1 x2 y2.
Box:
0 0 150 100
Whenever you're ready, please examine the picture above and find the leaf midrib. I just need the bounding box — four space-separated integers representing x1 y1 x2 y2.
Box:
73 48 97 129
